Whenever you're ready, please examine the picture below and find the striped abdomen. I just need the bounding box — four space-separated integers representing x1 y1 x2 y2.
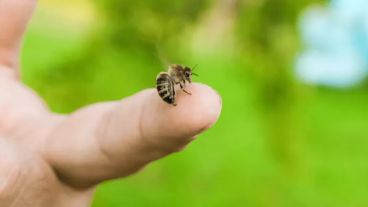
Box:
156 72 176 105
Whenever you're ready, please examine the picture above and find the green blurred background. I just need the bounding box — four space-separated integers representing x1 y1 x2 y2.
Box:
22 0 368 206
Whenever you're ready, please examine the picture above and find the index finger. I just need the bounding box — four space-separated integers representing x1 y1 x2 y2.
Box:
0 0 36 69
44 83 222 188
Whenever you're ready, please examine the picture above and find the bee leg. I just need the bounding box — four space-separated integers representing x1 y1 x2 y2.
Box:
182 89 192 95
179 82 192 95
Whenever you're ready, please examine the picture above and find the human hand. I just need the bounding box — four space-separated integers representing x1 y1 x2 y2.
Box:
0 1 222 207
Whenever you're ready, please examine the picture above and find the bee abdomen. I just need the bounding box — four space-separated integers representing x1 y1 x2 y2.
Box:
156 73 176 105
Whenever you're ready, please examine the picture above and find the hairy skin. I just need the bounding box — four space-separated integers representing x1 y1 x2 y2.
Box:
0 0 222 206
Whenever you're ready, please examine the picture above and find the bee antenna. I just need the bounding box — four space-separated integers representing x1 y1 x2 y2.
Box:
190 64 199 76
192 64 198 71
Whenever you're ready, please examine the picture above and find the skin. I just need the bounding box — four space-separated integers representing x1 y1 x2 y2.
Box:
0 0 222 207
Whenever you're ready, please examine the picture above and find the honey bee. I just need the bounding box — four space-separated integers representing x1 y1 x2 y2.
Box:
156 64 198 106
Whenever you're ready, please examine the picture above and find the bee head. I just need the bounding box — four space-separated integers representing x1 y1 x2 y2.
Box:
183 66 193 83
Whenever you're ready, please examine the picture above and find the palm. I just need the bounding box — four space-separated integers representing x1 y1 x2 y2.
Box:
0 74 95 206
0 73 55 139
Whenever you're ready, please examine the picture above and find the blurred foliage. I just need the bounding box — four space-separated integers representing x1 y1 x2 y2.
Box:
96 0 210 48
21 0 368 206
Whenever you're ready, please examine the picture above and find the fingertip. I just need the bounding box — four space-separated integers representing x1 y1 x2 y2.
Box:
140 82 222 150
174 83 222 134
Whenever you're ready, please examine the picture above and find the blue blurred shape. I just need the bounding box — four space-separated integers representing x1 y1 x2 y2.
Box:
296 1 368 87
